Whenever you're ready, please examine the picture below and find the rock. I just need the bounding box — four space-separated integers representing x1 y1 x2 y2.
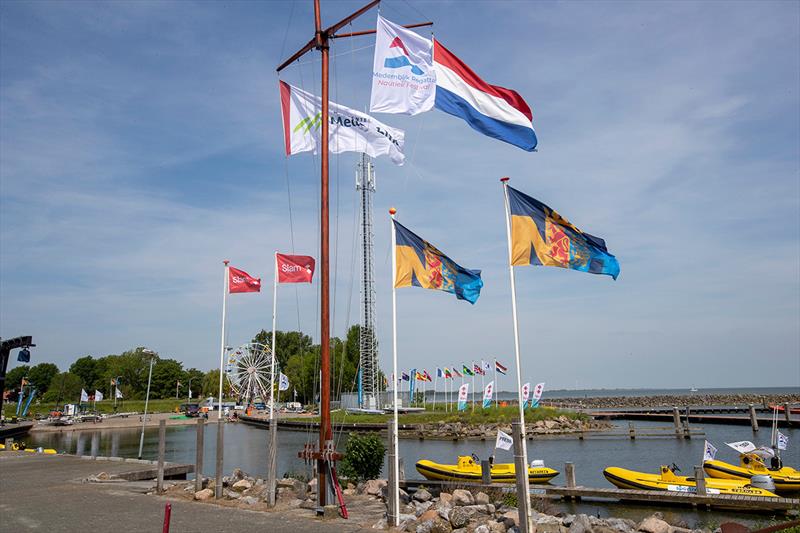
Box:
231 467 246 480
568 514 592 533
194 488 214 500
417 519 436 533
96 472 110 480
299 498 317 509
429 518 454 533
502 510 519 528
232 479 252 491
414 488 433 502
277 478 306 498
308 478 318 494
669 528 692 533
224 489 241 499
439 493 453 506
323 504 339 519
474 526 491 533
604 518 636 533
638 516 671 533
488 522 507 533
594 527 619 533
415 501 434 516
419 509 440 522
240 496 259 505
475 492 491 505
364 478 388 496
398 514 417 531
536 523 561 533
343 488 356 496
452 489 475 506
373 517 388 529
449 506 480 528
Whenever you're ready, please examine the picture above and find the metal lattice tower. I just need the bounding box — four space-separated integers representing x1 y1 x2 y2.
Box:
357 152 379 409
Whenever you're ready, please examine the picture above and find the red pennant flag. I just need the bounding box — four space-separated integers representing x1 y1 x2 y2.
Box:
229 266 261 293
277 253 315 283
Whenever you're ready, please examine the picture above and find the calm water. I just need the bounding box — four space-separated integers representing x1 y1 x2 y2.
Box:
30 420 799 528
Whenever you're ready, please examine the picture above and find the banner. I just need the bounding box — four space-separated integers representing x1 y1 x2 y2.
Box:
95 390 104 402
703 440 717 462
370 15 435 116
458 383 469 411
280 81 405 165
521 382 531 409
279 373 290 391
777 431 789 451
532 382 545 402
726 440 756 454
277 253 315 283
229 266 261 293
495 429 513 451
483 381 494 408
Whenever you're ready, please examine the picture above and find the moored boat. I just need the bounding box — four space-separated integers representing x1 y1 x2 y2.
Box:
603 464 779 497
416 455 559 484
704 453 800 493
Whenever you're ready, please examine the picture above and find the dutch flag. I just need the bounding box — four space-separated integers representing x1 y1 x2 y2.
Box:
433 39 537 151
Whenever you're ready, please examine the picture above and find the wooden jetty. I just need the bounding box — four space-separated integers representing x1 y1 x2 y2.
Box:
589 410 798 428
400 478 800 513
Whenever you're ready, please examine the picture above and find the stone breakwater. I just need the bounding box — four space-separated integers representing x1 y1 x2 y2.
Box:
406 417 613 440
545 394 799 410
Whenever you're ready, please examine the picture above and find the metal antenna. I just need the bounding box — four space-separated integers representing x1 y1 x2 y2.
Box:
357 152 379 409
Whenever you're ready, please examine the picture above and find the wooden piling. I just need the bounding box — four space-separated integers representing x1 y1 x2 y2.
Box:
481 460 492 485
628 422 635 439
215 420 224 499
512 421 532 533
565 462 576 488
683 420 692 439
673 407 681 438
4 437 13 450
91 432 99 458
694 466 707 496
748 404 759 431
387 419 398 526
157 419 166 493
784 402 792 424
194 418 204 492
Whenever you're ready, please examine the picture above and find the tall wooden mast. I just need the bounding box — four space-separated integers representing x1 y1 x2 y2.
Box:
276 0 430 508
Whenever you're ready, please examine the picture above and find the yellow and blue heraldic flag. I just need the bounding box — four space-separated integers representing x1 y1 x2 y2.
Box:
393 220 484 304
508 186 620 279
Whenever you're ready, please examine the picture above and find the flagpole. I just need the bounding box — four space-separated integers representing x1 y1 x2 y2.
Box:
218 260 230 419
471 361 476 413
501 177 532 532
481 362 485 410
494 358 498 409
433 373 437 411
267 251 279 506
389 207 400 527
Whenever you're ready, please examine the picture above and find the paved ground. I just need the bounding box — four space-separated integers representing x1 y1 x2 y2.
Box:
0 453 369 532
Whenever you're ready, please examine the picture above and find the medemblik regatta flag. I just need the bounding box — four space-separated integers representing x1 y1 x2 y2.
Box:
507 186 620 279
393 219 484 304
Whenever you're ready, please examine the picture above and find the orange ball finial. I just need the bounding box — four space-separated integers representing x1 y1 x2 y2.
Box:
389 207 397 215
500 177 510 182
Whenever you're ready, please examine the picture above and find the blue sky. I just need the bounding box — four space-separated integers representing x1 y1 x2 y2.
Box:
1 1 798 389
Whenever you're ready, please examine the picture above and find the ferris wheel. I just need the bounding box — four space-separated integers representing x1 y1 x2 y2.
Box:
225 342 277 406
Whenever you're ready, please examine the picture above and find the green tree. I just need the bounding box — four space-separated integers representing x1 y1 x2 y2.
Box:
4 365 30 391
91 356 111 393
252 329 314 369
105 348 157 399
69 355 98 389
184 368 204 400
201 369 221 398
150 358 184 399
27 363 59 396
42 372 83 404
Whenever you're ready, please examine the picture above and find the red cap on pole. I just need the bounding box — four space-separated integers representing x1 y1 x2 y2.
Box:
500 177 510 182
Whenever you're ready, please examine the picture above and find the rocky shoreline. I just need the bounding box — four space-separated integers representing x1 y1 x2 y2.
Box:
405 417 612 440
545 394 799 410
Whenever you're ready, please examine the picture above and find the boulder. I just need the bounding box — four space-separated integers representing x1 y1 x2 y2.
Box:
323 504 339 519
638 516 671 533
488 521 507 533
414 488 433 502
224 489 241 499
240 496 259 505
364 478 388 496
475 492 491 505
449 506 480 528
604 518 636 533
308 478 318 494
568 514 592 533
232 479 252 491
452 489 475 506
194 488 214 501
439 493 454 506
415 501 434 516
231 467 246 480
299 498 317 510
474 526 491 533
277 478 306 498
419 509 440 522
502 510 519 528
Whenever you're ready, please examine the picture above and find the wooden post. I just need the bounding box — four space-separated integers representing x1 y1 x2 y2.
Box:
157 419 166 493
628 422 635 439
387 419 398 526
565 462 576 488
4 438 13 451
481 460 492 485
784 402 792 424
91 432 99 458
683 420 691 439
399 457 405 482
194 418 204 492
694 466 706 496
673 407 681 438
512 421 531 533
748 404 759 431
215 421 224 499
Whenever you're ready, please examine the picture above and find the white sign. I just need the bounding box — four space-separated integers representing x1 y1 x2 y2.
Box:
280 81 405 165
458 383 469 402
495 429 513 451
483 381 494 408
370 15 435 116
703 440 717 462
726 440 756 454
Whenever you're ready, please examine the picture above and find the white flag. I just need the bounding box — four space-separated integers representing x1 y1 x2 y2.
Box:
279 372 290 392
482 360 492 374
94 390 104 402
532 382 545 401
726 440 756 454
279 81 405 165
80 389 89 403
115 387 123 399
188 388 193 399
495 429 513 451
483 381 494 408
521 382 531 408
703 440 717 461
370 15 435 116
777 431 789 451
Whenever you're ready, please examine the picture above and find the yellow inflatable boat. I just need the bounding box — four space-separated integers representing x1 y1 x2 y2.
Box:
603 464 779 497
0 442 57 454
416 455 559 484
704 453 800 493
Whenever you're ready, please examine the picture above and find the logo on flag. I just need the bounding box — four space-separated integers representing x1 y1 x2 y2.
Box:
279 373 290 392
521 382 531 409
229 266 261 293
483 381 494 408
277 253 315 283
474 362 485 376
777 431 789 451
703 440 717 462
495 429 513 451
458 383 469 411
533 382 545 401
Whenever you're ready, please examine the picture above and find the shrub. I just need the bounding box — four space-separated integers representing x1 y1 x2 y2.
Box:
339 432 385 482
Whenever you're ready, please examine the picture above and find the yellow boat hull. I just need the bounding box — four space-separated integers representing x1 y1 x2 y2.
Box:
416 456 559 484
704 459 800 493
603 466 779 497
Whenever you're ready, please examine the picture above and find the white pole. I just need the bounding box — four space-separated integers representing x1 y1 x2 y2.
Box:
501 177 531 530
494 359 498 409
138 354 155 459
481 362 485 410
270 252 278 422
471 361 476 413
390 208 400 528
218 260 230 419
433 372 438 411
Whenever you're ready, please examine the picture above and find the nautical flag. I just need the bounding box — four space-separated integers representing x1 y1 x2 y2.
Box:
495 360 508 375
462 365 475 377
507 186 620 279
457 383 469 411
370 15 435 116
280 81 405 165
474 362 485 376
415 371 424 381
115 387 123 399
423 370 433 382
433 39 537 151
393 219 484 304
229 266 262 293
726 441 756 454
703 440 718 461
401 371 410 381
777 431 789 451
277 253 315 283
80 389 89 403
483 381 494 409
95 390 104 402
452 367 462 378
279 372 290 391
437 368 443 378
482 360 492 375
495 429 513 451
521 382 531 409
444 368 452 379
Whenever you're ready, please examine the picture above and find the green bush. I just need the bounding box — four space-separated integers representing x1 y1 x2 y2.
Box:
339 432 386 482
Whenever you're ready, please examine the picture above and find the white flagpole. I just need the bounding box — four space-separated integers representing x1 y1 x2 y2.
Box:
471 361 476 413
217 260 230 419
390 208 400 528
501 177 531 531
480 362 485 409
270 252 278 422
494 359 498 409
433 372 438 411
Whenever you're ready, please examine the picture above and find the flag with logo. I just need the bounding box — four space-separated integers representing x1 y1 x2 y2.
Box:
495 429 513 451
370 15 435 116
280 81 405 165
531 382 545 408
229 266 261 293
279 373 290 391
777 431 789 451
726 440 756 454
80 389 89 403
95 390 104 402
507 185 620 279
457 383 469 411
393 219 484 304
483 381 494 409
444 368 452 379
277 253 315 283
703 440 717 462
474 362 485 376
401 371 410 381
521 382 531 409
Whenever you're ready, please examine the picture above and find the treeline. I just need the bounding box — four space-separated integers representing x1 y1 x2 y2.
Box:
4 326 377 406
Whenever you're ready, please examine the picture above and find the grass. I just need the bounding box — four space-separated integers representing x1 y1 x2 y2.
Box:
287 404 587 425
2 398 201 419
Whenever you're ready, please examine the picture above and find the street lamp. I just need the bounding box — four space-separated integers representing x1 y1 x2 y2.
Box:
138 348 157 459
112 376 123 409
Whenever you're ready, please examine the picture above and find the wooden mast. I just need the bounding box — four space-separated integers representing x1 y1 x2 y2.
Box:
276 0 431 508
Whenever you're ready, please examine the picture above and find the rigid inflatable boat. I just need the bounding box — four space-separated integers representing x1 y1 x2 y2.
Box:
704 453 800 493
416 455 559 484
603 464 779 497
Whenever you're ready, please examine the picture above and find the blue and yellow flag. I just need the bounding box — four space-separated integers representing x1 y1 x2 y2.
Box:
393 220 484 304
508 186 620 279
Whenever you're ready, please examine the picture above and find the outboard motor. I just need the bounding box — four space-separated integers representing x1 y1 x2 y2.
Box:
749 474 776 493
